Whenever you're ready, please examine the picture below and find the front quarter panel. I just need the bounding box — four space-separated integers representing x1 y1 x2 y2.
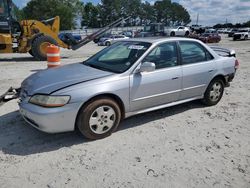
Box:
53 74 130 113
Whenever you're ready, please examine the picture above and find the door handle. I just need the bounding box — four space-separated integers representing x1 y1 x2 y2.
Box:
172 77 179 80
208 70 214 73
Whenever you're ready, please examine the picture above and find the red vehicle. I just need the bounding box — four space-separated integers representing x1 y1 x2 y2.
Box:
198 33 221 43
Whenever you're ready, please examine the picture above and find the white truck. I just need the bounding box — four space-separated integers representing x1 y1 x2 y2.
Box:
233 28 249 41
165 26 190 36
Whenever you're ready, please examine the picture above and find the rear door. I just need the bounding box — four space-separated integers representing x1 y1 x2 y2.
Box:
178 41 215 100
130 42 182 112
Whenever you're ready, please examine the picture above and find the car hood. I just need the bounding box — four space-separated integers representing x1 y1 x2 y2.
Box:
21 63 114 95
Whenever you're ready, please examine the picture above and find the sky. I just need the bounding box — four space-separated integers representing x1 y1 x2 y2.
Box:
13 0 250 26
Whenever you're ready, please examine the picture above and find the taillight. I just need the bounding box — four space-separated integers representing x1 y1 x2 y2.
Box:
235 59 239 70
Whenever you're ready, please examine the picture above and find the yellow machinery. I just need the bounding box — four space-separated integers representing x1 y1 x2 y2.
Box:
0 0 128 60
0 0 70 60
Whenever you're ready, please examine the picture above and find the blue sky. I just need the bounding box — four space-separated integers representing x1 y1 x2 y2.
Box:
13 0 250 26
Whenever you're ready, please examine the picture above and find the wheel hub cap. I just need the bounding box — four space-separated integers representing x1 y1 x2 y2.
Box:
89 105 116 134
209 82 222 102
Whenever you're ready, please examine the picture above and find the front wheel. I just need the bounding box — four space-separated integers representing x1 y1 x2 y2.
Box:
202 79 224 106
76 97 121 140
105 41 111 46
31 35 58 61
170 32 175 36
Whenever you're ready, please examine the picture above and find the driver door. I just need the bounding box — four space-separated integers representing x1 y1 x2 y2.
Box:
129 42 182 112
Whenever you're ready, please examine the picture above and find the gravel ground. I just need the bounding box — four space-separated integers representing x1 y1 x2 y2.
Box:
0 35 249 188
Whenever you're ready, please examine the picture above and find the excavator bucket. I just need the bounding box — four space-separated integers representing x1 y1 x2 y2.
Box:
0 87 20 107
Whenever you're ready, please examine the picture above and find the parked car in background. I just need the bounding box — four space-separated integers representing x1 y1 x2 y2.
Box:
233 28 249 41
93 33 112 43
165 26 190 36
228 28 239 37
98 35 129 46
120 30 135 38
190 25 206 34
19 38 238 140
134 23 165 38
198 32 221 43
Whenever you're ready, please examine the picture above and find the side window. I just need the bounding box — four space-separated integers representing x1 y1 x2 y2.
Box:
143 42 178 69
179 41 213 64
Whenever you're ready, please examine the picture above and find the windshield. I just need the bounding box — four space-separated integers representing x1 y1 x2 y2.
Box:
84 41 151 73
0 0 8 16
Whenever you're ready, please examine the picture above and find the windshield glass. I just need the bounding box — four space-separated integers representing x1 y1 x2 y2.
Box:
0 0 8 16
84 41 151 73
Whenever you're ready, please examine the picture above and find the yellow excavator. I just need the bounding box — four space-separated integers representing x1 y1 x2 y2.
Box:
0 0 128 60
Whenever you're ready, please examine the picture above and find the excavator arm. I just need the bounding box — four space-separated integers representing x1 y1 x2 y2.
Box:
68 17 130 50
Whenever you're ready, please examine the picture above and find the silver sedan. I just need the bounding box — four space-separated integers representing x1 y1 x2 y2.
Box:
19 38 237 139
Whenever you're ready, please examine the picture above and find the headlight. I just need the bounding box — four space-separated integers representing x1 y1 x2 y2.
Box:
29 95 70 107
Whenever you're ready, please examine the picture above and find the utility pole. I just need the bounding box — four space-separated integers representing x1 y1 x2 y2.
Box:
196 13 199 25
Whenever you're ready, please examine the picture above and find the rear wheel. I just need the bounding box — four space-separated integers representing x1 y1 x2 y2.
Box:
31 35 58 61
202 79 224 106
76 97 121 140
185 31 189 36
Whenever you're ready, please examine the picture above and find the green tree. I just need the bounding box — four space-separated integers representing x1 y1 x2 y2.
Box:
139 1 156 25
83 2 101 28
154 0 191 26
100 0 122 24
154 0 172 23
170 2 191 25
22 0 83 30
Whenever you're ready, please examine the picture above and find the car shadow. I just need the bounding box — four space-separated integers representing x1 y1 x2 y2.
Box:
0 110 86 156
0 101 204 156
0 57 36 62
119 100 204 131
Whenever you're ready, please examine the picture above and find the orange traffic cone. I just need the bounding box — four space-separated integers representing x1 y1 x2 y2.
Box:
47 45 61 68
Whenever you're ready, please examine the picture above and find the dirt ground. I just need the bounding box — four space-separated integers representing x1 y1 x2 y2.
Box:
0 35 249 188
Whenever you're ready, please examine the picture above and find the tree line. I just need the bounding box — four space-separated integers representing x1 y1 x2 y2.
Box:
213 21 250 29
15 0 191 30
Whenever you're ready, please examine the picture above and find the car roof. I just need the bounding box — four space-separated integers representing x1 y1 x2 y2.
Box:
122 37 199 44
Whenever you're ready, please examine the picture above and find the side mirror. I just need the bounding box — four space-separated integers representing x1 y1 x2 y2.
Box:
229 50 236 57
139 62 156 72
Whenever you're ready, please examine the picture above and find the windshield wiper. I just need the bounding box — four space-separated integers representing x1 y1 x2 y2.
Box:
84 63 115 73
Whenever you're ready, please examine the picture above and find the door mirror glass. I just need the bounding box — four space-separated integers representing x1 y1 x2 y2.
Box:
139 62 155 72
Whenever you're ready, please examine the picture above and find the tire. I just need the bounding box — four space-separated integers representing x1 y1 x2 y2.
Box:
185 31 189 36
244 35 248 40
170 32 175 37
105 41 111 46
202 78 224 106
93 38 99 43
28 50 34 57
31 35 58 61
76 97 121 140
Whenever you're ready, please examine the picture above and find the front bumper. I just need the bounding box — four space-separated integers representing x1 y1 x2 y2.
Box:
19 101 82 133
